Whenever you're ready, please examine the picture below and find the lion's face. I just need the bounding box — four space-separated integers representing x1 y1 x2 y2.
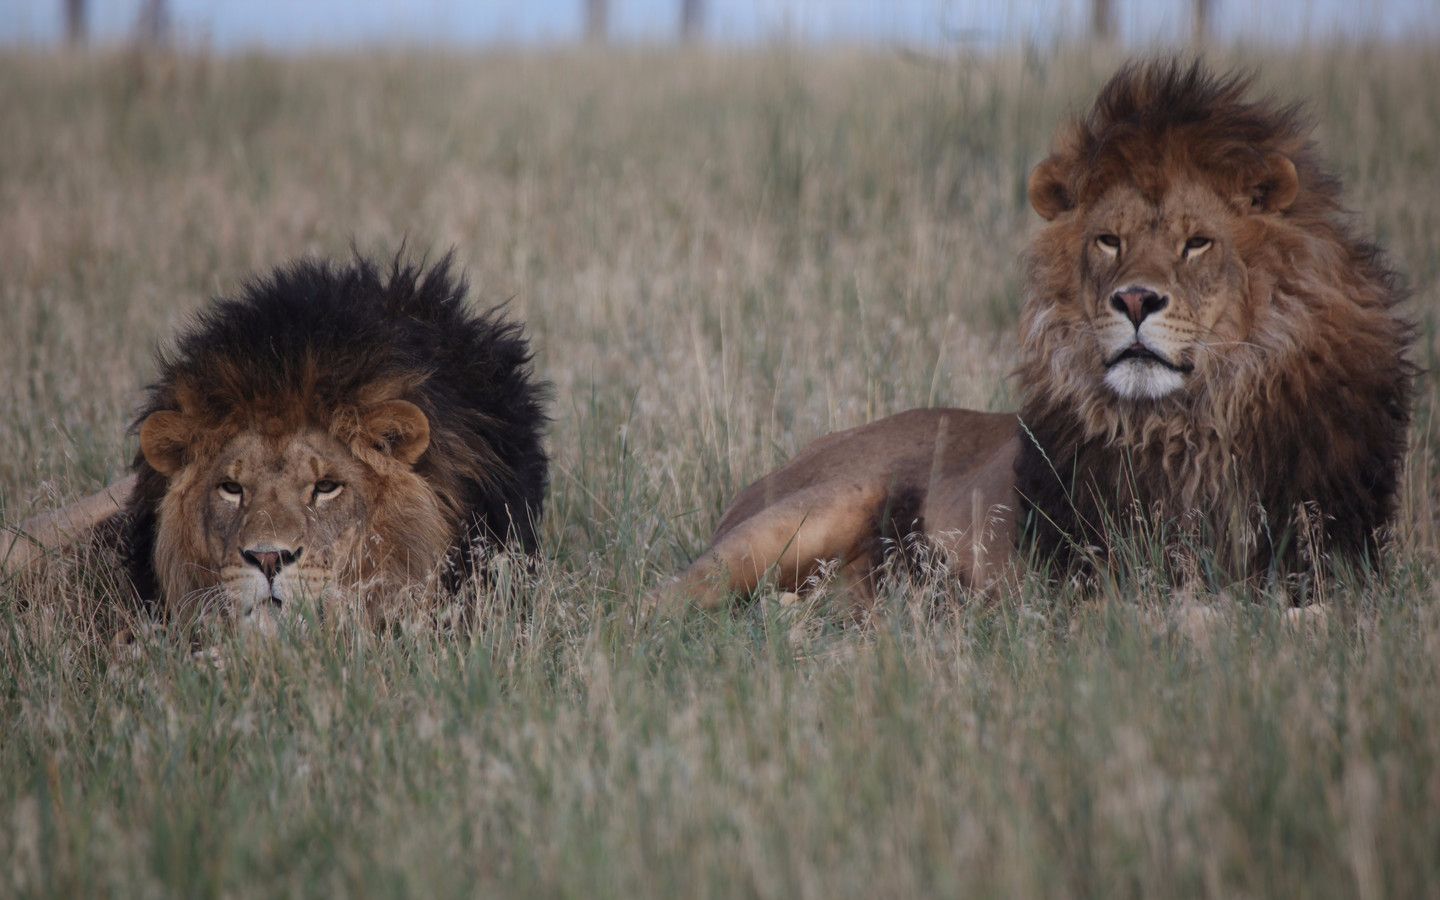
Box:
139 398 443 631
191 429 369 630
1077 180 1250 400
1025 144 1301 408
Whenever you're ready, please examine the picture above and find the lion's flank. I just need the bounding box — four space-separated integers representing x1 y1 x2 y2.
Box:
123 254 550 606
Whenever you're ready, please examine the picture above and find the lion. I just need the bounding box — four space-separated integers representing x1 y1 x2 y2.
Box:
2 254 549 631
658 59 1412 611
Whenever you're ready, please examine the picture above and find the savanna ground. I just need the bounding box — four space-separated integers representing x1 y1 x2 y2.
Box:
1 43 1439 897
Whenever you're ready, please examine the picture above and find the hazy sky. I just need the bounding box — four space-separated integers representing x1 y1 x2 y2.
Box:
3 0 1437 49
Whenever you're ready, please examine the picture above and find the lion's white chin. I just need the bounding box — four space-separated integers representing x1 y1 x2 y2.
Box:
233 575 291 636
1104 360 1186 400
239 604 282 636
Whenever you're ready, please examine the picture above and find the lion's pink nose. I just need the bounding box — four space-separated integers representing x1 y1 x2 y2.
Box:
1111 288 1168 327
241 546 302 580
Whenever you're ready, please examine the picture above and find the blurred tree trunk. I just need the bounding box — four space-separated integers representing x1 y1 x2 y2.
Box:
680 0 705 42
1193 0 1213 43
135 0 170 46
1092 0 1115 41
63 0 87 46
585 0 608 42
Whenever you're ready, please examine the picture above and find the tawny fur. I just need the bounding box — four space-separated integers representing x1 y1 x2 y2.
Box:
662 58 1411 610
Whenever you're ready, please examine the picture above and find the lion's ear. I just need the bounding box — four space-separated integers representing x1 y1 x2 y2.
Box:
1027 157 1075 221
358 399 431 466
1250 153 1299 213
139 410 195 476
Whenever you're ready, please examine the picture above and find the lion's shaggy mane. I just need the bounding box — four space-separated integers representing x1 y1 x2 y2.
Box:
123 254 549 607
1015 59 1413 578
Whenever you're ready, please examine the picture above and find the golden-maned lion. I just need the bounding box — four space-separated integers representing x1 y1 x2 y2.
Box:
659 59 1412 610
3 255 549 631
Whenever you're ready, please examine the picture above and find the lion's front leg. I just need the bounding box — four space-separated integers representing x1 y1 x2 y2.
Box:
651 481 888 613
0 474 135 577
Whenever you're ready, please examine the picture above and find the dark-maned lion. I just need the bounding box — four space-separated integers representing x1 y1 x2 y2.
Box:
658 59 1412 610
3 255 549 631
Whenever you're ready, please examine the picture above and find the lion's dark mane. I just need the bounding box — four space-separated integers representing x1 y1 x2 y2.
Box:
123 254 550 606
1014 59 1413 584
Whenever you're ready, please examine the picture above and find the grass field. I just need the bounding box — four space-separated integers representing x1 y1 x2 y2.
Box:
2 44 1439 897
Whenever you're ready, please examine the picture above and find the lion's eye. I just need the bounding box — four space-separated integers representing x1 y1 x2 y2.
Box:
1096 234 1121 253
313 480 343 500
1183 236 1213 258
218 481 243 499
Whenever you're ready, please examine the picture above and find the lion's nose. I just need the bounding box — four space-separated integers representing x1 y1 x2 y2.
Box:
1110 288 1168 327
241 546 303 580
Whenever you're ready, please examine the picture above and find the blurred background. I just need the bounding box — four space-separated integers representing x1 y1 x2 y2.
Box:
3 0 1439 51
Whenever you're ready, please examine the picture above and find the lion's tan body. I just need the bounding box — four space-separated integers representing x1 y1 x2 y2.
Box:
666 409 1018 608
663 60 1411 611
1 476 136 575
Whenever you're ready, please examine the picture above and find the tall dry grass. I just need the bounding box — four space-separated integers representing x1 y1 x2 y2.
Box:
1 45 1439 897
